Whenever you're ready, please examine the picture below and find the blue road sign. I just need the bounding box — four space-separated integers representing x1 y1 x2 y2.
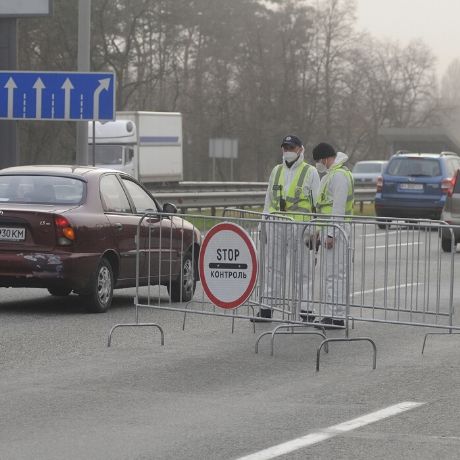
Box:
0 71 115 121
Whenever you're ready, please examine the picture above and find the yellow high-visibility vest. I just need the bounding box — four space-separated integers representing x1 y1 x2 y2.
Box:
316 163 354 217
268 162 314 221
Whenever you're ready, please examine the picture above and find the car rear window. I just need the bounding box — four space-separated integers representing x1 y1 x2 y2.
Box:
386 158 441 177
0 175 85 204
353 162 385 173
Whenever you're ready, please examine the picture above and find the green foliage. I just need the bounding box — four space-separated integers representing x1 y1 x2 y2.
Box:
354 202 375 217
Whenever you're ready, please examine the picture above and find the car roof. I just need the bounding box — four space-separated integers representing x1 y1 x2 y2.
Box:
392 152 458 159
0 165 122 179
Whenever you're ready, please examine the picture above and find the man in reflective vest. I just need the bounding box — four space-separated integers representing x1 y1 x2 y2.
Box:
252 134 320 322
312 142 354 329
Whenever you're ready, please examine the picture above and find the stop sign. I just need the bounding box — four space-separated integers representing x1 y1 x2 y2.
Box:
199 222 258 309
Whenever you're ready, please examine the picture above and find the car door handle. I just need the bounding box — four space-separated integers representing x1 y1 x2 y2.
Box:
114 223 123 231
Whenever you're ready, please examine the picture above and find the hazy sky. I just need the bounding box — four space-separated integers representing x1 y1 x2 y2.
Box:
355 0 460 78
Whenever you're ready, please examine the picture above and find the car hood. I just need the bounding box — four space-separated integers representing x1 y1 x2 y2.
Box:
171 215 200 232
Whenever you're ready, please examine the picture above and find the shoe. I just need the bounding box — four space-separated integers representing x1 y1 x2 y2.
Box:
250 309 273 322
300 310 316 323
314 317 344 330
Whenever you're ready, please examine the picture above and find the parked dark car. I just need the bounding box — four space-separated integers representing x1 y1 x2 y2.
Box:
375 152 460 227
0 166 200 312
440 169 460 252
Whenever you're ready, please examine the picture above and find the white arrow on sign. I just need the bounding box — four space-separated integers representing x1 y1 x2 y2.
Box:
4 77 17 118
33 78 45 119
93 78 111 120
61 78 74 119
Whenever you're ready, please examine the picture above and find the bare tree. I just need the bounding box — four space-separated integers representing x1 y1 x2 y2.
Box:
441 59 460 109
16 0 440 176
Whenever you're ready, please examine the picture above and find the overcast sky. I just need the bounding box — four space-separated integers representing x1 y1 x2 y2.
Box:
355 0 460 78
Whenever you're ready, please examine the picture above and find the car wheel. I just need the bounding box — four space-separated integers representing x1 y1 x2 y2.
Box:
48 287 72 296
441 236 454 253
81 257 114 313
168 251 196 302
377 219 391 230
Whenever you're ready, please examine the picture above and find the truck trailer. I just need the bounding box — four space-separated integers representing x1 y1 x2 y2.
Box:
88 111 183 183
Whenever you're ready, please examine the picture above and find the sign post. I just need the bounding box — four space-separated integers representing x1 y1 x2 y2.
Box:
209 138 239 181
199 222 258 309
0 17 17 169
0 1 53 169
76 0 91 165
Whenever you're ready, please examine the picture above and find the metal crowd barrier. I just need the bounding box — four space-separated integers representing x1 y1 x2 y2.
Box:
107 209 377 371
346 217 459 353
107 207 460 369
229 209 460 354
223 209 377 369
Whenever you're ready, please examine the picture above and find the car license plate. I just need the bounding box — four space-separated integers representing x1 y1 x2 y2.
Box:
0 226 26 241
400 183 423 190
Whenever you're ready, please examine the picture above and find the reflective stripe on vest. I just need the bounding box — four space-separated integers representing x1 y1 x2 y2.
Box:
268 162 314 220
316 164 354 217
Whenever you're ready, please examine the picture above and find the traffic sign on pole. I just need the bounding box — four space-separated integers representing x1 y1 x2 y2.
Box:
0 71 115 121
199 222 258 309
0 0 52 17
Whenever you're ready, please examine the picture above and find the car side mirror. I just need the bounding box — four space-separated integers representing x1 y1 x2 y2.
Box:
162 202 177 214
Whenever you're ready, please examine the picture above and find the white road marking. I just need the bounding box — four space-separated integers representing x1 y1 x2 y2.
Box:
362 231 399 238
367 242 423 249
353 282 422 296
236 401 424 460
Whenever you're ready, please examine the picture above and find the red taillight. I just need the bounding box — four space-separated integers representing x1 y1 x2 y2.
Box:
54 215 75 245
441 177 455 197
376 176 383 193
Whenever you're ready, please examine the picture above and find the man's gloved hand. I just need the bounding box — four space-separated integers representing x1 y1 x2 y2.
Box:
324 235 334 249
303 231 320 251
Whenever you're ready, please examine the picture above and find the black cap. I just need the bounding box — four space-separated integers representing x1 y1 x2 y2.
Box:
281 134 302 148
312 142 336 160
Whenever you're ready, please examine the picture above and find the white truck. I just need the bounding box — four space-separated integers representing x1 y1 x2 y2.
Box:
88 111 183 183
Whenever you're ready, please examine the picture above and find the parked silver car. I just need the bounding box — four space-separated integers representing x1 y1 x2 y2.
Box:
352 160 388 186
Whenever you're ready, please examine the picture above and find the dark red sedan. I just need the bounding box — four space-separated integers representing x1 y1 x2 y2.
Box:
0 166 200 312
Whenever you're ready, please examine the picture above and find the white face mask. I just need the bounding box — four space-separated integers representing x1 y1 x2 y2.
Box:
316 161 327 174
283 151 299 163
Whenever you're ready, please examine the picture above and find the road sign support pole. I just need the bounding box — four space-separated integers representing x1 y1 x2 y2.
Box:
76 0 91 165
91 120 96 166
0 18 18 169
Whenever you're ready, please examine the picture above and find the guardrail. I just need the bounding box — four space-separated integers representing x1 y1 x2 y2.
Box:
354 187 377 212
148 181 269 192
150 185 376 214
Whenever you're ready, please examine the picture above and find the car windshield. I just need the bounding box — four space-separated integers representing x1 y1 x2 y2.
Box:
386 158 441 177
93 145 124 165
353 162 384 173
0 175 85 204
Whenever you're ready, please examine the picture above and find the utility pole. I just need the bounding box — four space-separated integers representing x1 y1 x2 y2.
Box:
75 0 91 165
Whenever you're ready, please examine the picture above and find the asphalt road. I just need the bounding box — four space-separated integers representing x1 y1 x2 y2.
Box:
1 281 460 459
1 224 460 459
